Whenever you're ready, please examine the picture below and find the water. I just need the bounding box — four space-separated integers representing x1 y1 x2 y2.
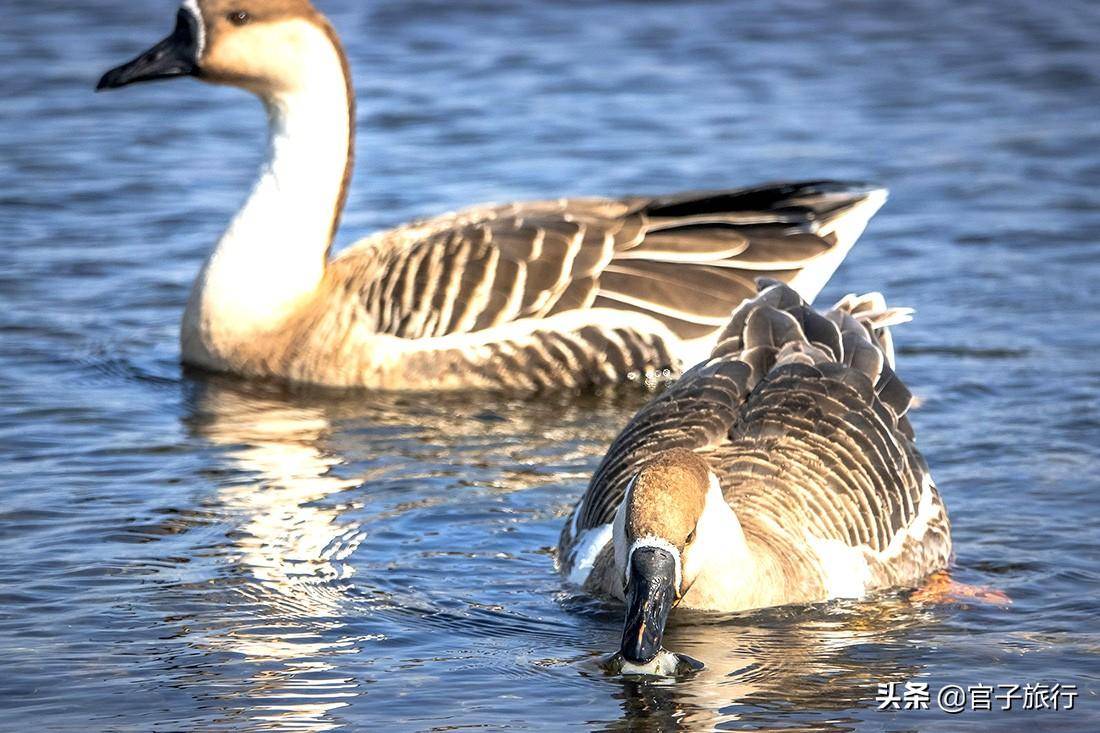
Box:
2 0 1098 729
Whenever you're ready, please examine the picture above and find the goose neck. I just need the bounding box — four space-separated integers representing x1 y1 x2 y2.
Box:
183 33 354 357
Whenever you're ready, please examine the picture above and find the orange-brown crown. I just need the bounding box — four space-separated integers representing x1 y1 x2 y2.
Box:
625 449 710 549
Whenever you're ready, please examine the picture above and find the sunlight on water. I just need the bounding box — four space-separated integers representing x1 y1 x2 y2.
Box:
188 385 364 730
1 0 1098 730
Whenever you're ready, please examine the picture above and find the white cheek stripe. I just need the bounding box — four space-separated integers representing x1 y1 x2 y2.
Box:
182 0 207 58
627 536 683 590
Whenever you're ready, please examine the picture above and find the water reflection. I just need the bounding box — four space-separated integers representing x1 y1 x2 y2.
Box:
182 376 366 731
180 376 943 732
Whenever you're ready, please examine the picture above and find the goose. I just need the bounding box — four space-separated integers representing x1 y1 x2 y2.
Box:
97 0 886 391
558 280 953 673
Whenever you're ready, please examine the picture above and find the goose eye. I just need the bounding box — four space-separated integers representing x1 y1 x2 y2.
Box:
227 10 251 25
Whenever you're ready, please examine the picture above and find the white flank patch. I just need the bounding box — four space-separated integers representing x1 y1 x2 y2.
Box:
805 534 872 599
567 523 613 586
395 307 676 357
806 473 937 599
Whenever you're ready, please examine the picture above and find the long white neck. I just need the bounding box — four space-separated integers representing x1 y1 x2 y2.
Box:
182 27 352 361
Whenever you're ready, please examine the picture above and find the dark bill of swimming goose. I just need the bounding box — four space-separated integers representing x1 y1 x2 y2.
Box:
620 545 679 665
96 10 200 91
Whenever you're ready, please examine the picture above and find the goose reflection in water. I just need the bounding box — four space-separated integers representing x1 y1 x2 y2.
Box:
173 378 579 730
181 376 368 731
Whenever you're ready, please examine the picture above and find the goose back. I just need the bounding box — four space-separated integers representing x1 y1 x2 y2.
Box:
560 280 951 599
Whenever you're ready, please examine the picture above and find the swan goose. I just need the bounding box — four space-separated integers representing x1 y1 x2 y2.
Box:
97 0 887 391
558 281 952 669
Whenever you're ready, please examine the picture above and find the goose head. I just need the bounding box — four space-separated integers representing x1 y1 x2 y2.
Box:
96 0 344 98
614 448 724 665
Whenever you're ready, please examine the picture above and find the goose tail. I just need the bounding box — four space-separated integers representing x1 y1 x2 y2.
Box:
636 180 888 306
787 184 889 302
710 278 915 425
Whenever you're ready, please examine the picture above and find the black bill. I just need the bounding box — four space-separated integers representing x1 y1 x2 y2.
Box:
619 545 678 665
96 10 200 91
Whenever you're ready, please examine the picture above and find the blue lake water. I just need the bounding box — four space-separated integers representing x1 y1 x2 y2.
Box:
1 0 1099 730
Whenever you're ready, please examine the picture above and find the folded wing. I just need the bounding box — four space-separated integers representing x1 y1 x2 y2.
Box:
337 181 887 348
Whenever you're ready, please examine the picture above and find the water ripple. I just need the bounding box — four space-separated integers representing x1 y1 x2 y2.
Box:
3 0 1099 729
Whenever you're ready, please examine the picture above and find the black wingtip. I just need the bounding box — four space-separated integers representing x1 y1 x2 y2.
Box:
642 180 887 219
